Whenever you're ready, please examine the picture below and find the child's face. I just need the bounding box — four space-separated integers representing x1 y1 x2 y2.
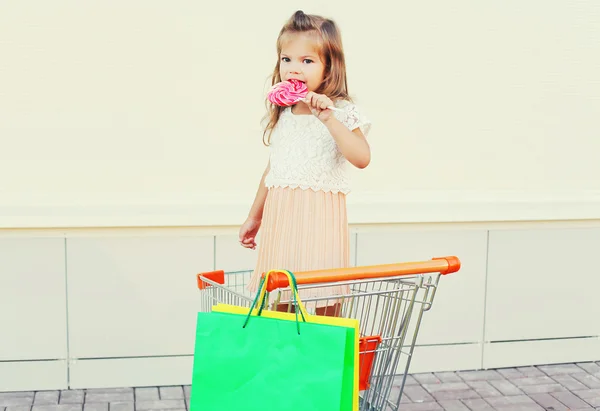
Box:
279 33 325 93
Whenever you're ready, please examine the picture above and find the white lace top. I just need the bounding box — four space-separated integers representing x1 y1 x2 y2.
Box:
264 100 372 195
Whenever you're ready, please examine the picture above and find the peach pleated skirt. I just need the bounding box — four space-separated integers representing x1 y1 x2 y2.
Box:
247 186 351 308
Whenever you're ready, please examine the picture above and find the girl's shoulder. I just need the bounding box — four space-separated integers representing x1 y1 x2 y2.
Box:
333 99 372 137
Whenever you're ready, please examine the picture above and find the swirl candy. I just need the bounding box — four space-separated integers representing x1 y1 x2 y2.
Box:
267 79 307 106
267 79 341 111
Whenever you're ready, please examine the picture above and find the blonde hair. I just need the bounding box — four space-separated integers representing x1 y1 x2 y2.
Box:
262 10 352 145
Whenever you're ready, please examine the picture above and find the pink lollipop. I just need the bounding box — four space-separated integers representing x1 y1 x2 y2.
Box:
267 79 341 111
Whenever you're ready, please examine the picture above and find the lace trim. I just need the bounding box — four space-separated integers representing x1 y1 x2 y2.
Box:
265 180 351 195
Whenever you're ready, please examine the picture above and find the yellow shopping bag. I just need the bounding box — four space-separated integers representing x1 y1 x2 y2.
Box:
213 269 360 411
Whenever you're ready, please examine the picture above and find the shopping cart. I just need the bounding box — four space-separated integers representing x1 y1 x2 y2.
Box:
196 256 461 411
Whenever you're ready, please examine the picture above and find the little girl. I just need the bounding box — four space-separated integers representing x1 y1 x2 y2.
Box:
239 10 372 316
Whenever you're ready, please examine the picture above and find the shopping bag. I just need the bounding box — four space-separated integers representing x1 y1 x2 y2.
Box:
213 269 360 411
189 271 353 411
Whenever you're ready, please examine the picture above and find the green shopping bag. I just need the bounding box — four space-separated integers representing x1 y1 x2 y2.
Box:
212 269 359 410
190 271 355 411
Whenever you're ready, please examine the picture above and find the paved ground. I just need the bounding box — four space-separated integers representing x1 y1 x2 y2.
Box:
1 362 599 411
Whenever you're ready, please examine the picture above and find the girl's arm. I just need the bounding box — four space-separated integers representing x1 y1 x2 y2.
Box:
323 118 371 169
246 161 270 221
304 92 371 169
239 161 270 249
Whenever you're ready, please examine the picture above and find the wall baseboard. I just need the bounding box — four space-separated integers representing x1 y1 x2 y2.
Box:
1 190 599 228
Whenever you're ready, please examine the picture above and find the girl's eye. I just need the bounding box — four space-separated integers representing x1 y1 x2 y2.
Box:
303 59 313 64
281 57 290 62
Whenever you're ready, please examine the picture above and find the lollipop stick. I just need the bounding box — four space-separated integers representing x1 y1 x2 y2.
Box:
297 98 343 112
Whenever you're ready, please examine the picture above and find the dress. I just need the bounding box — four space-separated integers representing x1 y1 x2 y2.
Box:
247 99 372 308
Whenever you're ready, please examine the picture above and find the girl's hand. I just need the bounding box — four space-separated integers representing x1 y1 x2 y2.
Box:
305 91 334 122
239 217 261 250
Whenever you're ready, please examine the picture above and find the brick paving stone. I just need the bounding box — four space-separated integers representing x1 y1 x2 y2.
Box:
135 400 185 411
438 400 470 411
465 381 503 398
584 397 600 407
488 379 525 396
182 386 190 399
422 383 471 393
395 374 420 386
33 393 59 406
6 407 32 411
84 390 133 404
552 391 596 409
82 404 106 411
435 372 464 383
389 402 443 411
572 373 600 389
461 398 495 411
574 389 600 401
512 376 556 386
578 362 600 376
405 375 421 386
519 383 568 395
133 388 158 402
404 385 437 403
414 373 443 385
494 404 544 411
108 403 133 411
486 395 537 407
457 370 504 381
431 390 481 401
158 387 183 400
539 364 587 376
58 392 83 405
529 393 570 411
572 391 600 408
497 368 526 379
0 393 34 407
388 386 411 404
516 367 546 378
32 406 83 411
551 374 590 391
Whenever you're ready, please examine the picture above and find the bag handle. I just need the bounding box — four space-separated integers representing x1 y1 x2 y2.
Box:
242 269 308 334
258 269 309 319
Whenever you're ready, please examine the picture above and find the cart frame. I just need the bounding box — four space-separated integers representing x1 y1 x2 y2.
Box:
196 256 460 411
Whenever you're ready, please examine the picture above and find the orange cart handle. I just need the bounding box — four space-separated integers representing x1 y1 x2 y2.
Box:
264 256 460 292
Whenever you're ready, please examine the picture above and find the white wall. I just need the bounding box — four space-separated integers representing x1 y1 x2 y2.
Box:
1 0 599 392
1 1 599 227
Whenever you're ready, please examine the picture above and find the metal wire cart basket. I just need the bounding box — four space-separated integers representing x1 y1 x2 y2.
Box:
197 256 461 411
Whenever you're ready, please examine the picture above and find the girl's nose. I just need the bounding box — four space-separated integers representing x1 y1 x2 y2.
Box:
289 63 302 74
